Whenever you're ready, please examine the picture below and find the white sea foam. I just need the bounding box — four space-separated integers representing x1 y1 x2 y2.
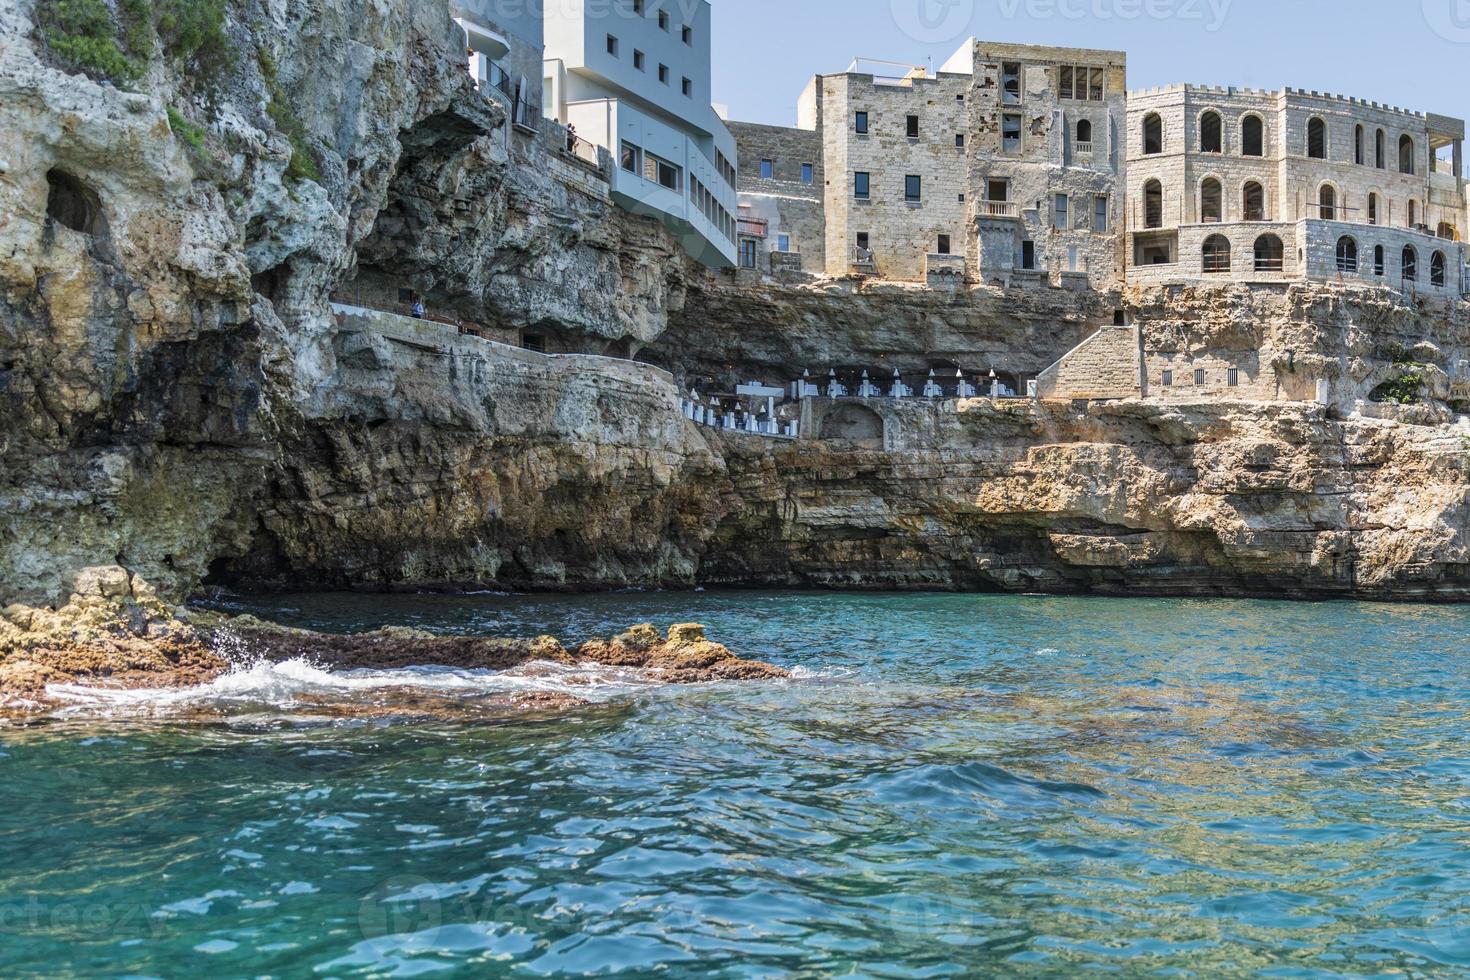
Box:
44 657 669 718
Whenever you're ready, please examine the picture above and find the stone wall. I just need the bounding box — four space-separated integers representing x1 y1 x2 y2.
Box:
729 121 826 274
968 42 1128 291
1034 326 1141 399
820 71 972 282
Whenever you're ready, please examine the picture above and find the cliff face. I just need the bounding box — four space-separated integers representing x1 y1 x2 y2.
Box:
3 0 1470 611
704 399 1470 599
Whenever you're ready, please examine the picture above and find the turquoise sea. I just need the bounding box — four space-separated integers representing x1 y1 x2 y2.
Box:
4 592 1470 977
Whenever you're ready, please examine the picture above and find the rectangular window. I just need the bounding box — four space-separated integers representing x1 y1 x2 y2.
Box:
905 175 922 202
800 163 813 184
1021 240 1036 269
1162 369 1174 387
856 232 870 251
658 64 669 84
955 133 965 148
988 179 1008 202
778 234 791 252
854 171 870 199
1228 368 1240 387
656 158 680 190
1059 66 1073 101
658 10 670 30
958 193 965 202
739 239 757 268
937 234 951 255
1089 67 1104 101
855 111 869 134
1054 194 1068 230
1094 195 1108 233
606 35 619 56
906 115 920 138
1002 62 1021 105
633 50 645 70
1194 368 1206 386
1002 114 1022 152
682 25 692 45
760 159 774 179
632 0 643 13
620 141 641 173
682 78 692 98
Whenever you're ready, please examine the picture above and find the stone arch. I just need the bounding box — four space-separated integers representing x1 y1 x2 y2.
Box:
1373 244 1385 276
1431 250 1446 287
1199 175 1224 222
1375 128 1386 169
1366 190 1381 225
1399 133 1416 174
1408 198 1419 229
818 403 885 448
1437 221 1460 242
1402 244 1418 282
1202 234 1231 274
1316 180 1339 220
1335 235 1358 273
45 170 106 237
1240 112 1265 156
1076 117 1093 144
1198 109 1223 153
1254 233 1284 272
1241 179 1266 221
1142 112 1163 155
1355 124 1365 165
1307 116 1327 159
1143 178 1164 228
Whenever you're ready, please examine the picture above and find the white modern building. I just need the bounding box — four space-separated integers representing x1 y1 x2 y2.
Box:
543 0 739 268
452 0 544 134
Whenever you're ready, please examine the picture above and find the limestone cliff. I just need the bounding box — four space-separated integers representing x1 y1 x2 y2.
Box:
3 0 1470 614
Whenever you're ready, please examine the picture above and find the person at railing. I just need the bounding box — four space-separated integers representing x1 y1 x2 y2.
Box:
565 124 577 154
411 298 425 319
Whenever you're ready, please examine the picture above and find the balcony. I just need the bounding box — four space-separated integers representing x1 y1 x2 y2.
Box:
737 216 768 239
850 245 877 276
978 200 1019 219
1074 141 1094 156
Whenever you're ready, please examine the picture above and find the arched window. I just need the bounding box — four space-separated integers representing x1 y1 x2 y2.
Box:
1399 134 1416 174
1242 115 1264 156
1307 117 1327 159
1144 179 1163 228
1374 245 1385 276
1200 111 1222 153
1254 234 1284 272
1367 193 1379 226
1201 178 1223 222
1438 222 1460 242
1403 245 1418 282
1243 181 1265 221
1409 199 1418 228
1143 113 1163 155
1431 251 1446 286
1375 129 1386 169
1077 118 1093 145
1335 236 1358 273
1318 184 1337 221
1202 234 1231 273
1355 125 1365 165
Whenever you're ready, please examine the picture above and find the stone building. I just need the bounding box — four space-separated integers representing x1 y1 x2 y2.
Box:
727 120 826 276
956 41 1127 291
1126 85 1468 297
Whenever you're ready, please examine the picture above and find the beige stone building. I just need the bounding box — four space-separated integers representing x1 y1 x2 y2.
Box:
1126 85 1468 296
726 120 825 276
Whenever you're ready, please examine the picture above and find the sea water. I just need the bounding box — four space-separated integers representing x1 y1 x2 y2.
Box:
3 592 1470 976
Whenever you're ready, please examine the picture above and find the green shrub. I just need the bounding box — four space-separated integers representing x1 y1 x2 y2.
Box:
34 0 146 84
166 105 206 152
259 46 320 183
155 0 227 67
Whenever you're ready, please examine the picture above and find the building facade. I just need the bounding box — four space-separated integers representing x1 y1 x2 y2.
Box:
1126 85 1468 296
727 121 826 276
961 42 1127 291
452 0 545 135
543 0 739 269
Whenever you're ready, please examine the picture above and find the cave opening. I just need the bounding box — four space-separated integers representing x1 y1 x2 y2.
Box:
45 169 106 237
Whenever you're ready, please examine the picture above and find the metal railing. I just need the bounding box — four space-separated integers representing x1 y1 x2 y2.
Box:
979 200 1019 218
557 128 600 167
482 61 513 99
737 217 768 238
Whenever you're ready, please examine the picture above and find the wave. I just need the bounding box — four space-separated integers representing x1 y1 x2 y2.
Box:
44 657 672 719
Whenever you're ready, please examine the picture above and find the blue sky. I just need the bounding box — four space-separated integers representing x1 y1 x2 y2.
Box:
710 0 1470 126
